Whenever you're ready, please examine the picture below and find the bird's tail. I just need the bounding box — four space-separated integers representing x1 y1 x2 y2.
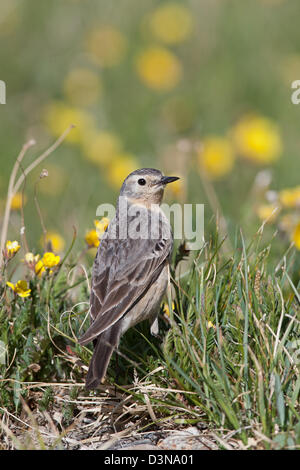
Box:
85 321 122 390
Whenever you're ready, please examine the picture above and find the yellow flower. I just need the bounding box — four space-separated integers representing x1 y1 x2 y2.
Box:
63 67 102 106
41 232 65 252
35 259 46 277
207 320 216 330
232 115 282 164
86 26 127 67
198 137 235 180
6 280 31 298
24 252 40 268
292 222 300 250
136 46 182 91
44 101 95 144
82 131 122 167
256 204 279 223
148 3 193 44
35 252 60 277
85 218 109 249
42 252 60 268
279 186 300 208
5 240 20 257
11 192 26 210
85 229 100 248
107 154 138 189
163 302 175 317
94 218 110 237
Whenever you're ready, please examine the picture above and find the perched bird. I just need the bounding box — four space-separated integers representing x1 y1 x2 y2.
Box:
79 168 179 389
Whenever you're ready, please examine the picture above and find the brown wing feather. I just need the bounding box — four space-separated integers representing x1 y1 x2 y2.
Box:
79 213 172 346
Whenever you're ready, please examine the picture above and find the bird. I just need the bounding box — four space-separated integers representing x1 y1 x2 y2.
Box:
79 168 179 389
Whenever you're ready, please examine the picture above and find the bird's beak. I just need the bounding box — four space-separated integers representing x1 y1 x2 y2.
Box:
160 176 180 185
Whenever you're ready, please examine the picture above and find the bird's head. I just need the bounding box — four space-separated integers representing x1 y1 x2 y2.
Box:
119 168 179 206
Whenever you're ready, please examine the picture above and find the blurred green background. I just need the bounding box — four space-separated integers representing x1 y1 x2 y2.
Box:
1 0 300 259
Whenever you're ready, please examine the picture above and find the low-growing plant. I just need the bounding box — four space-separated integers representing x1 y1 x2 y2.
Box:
121 234 300 448
0 132 299 450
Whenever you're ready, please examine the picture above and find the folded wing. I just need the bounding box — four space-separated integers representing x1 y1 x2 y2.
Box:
79 214 172 345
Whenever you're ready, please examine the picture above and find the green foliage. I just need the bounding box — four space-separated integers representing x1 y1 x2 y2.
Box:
144 233 300 447
61 386 80 426
0 225 299 449
38 387 54 412
0 253 90 411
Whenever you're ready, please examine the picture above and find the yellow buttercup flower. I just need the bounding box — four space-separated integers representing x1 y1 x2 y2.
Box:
85 218 109 249
85 229 100 248
82 131 122 167
163 302 175 317
232 115 282 164
136 46 182 91
6 280 31 298
94 218 110 237
107 154 138 189
198 137 235 180
207 320 216 330
149 3 193 44
41 232 65 252
279 186 300 208
256 204 279 223
63 67 102 106
44 101 95 144
42 252 60 268
11 192 26 210
35 259 46 277
86 26 127 67
24 252 39 264
292 222 300 250
5 240 20 257
35 252 60 277
24 252 40 268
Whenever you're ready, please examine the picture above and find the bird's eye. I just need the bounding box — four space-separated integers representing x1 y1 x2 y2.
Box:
138 178 146 186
